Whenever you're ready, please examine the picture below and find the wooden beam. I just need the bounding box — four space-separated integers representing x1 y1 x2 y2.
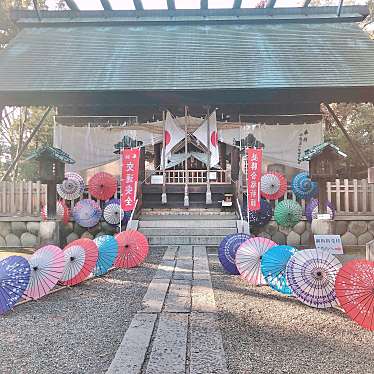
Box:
0 107 52 182
65 0 79 11
201 0 208 10
233 0 242 9
323 103 370 169
337 0 344 17
100 0 113 10
266 0 276 8
303 0 312 7
167 0 176 10
133 0 144 10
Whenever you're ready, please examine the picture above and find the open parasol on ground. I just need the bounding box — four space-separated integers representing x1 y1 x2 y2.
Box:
103 198 124 226
286 248 342 308
244 199 273 227
291 171 318 200
274 199 303 228
218 233 252 274
92 235 118 276
235 237 276 285
114 230 149 268
0 256 30 315
88 172 117 201
260 172 287 200
305 198 335 223
60 238 98 286
41 200 70 224
23 245 65 300
261 245 297 295
72 199 102 228
335 260 374 331
57 172 85 200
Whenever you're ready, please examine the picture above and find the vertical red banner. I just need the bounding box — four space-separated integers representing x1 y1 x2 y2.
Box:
121 148 140 211
247 148 263 212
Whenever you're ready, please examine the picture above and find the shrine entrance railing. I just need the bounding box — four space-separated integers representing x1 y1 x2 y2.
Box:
146 170 229 184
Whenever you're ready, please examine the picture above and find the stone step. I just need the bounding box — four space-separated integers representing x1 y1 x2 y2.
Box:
148 236 226 245
139 220 237 229
140 227 236 237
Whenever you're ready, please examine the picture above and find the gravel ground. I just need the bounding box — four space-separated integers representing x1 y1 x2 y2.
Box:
0 246 165 374
208 251 374 374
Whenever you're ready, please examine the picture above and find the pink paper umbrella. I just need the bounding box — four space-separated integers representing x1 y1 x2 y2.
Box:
114 230 149 268
235 237 277 285
23 245 65 300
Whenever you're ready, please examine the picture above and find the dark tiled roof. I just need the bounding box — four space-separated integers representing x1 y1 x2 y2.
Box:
26 146 75 164
300 142 347 161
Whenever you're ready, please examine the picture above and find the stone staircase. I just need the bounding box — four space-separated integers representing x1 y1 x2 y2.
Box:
138 210 238 246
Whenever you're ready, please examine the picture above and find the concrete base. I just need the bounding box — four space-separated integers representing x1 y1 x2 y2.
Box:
311 219 336 236
366 239 374 261
39 221 60 246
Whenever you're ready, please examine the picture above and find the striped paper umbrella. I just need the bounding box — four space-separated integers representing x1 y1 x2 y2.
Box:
92 235 118 276
274 199 303 228
218 233 252 275
72 199 102 228
291 171 318 200
0 256 31 315
305 198 335 223
335 260 374 331
57 172 85 200
114 230 149 268
88 172 117 201
23 245 65 300
41 200 70 224
286 249 342 308
261 245 297 295
103 199 124 226
235 237 277 285
60 239 98 286
260 172 287 200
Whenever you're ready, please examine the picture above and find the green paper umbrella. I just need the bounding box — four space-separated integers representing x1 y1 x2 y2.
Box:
274 200 303 228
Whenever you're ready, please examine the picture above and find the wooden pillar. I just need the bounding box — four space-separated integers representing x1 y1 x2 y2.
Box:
139 146 145 182
47 182 57 219
318 179 327 214
154 143 161 169
231 147 240 181
219 142 227 170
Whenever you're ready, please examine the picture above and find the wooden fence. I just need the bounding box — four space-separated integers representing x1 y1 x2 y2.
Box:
0 181 47 216
0 178 373 217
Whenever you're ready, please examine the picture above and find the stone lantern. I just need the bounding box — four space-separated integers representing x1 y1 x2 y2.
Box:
301 142 347 214
26 146 75 219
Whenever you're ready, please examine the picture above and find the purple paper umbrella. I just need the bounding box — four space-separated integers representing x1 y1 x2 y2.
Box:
305 198 335 223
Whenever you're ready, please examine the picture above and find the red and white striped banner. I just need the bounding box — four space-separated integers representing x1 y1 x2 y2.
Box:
121 148 140 211
246 148 262 212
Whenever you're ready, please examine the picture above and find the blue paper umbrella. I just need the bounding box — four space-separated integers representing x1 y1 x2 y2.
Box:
291 172 318 200
92 235 118 276
243 199 273 227
72 199 102 228
0 256 31 315
218 233 252 274
261 245 297 295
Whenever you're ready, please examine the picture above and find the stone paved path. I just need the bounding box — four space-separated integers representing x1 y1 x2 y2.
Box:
106 245 228 374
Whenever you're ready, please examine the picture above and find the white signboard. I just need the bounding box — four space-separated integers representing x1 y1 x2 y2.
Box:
151 175 164 185
314 235 344 254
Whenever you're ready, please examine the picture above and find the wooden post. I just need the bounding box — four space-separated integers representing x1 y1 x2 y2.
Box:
206 107 212 205
154 143 161 169
47 182 57 219
184 106 189 207
219 142 227 170
161 111 167 204
318 180 327 214
231 147 240 181
139 147 145 182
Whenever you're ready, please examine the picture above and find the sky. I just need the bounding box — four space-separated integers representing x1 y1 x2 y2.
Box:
45 0 363 11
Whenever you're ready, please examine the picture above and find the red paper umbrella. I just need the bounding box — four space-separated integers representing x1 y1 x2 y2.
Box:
114 230 149 268
260 172 287 200
335 260 374 331
59 238 99 286
88 172 117 201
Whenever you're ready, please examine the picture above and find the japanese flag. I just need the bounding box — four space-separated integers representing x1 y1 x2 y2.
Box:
193 111 219 167
162 111 185 161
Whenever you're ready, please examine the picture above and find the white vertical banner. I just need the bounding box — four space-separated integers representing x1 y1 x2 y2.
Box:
193 110 220 167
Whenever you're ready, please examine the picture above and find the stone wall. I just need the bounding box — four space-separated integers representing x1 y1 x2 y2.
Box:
253 219 374 247
0 220 118 248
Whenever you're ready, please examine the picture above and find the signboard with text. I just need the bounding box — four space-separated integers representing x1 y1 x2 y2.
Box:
246 148 263 211
121 148 140 211
314 235 344 254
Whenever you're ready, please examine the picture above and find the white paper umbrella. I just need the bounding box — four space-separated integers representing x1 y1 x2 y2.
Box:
60 245 86 285
57 172 85 200
103 201 123 225
286 249 342 308
235 237 277 285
